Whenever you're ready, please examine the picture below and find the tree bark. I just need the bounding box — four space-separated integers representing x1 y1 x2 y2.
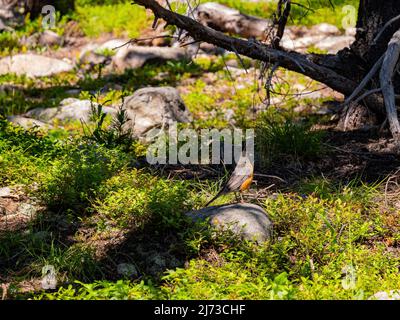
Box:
352 0 400 65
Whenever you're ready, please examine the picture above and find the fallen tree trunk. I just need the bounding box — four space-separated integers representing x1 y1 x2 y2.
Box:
190 2 271 39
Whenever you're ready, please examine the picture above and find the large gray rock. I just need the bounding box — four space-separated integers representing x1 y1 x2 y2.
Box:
0 54 73 77
25 98 117 123
186 203 273 243
123 87 192 136
112 45 189 71
7 115 52 130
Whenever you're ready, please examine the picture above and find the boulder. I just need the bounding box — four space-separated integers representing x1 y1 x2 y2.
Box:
25 98 117 123
122 87 192 135
0 54 73 77
186 203 273 243
112 45 189 71
7 115 52 130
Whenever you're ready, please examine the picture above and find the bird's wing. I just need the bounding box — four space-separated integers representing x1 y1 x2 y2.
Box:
224 172 250 192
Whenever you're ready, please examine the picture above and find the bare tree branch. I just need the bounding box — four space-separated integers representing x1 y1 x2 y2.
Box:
273 0 291 48
133 0 384 114
380 29 400 142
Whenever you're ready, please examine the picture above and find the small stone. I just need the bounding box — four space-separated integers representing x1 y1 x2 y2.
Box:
0 187 12 198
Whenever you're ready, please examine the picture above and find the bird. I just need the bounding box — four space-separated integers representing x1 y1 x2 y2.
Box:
205 152 254 207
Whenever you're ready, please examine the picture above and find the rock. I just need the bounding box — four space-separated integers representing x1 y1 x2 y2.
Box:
281 35 325 52
0 17 12 31
0 54 73 77
345 27 357 37
369 290 400 300
80 51 111 66
7 116 52 130
192 2 271 38
310 23 341 36
186 203 273 242
17 203 38 217
23 30 63 48
79 39 126 66
97 39 127 52
314 35 355 54
117 263 138 278
112 45 189 71
0 3 20 29
0 187 13 198
25 98 117 123
282 34 354 54
123 87 192 136
145 253 180 276
0 186 41 231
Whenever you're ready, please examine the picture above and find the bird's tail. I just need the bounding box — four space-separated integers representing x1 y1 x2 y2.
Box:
205 189 226 207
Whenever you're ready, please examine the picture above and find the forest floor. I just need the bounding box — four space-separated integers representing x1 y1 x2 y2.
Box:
2 0 400 300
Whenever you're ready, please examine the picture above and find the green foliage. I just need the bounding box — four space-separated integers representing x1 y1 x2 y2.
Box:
35 279 161 300
39 142 130 209
92 169 192 229
75 3 151 38
255 110 324 168
82 97 134 151
0 229 101 284
0 32 21 57
210 0 359 28
0 118 62 185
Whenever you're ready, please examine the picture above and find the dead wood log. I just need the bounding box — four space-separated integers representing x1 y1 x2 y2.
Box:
191 2 271 39
380 29 400 142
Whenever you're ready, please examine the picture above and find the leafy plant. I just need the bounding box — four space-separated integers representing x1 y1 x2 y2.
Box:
82 95 134 151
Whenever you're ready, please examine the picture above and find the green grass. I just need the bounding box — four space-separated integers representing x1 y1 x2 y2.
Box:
33 180 400 300
75 3 151 38
255 109 325 169
213 0 359 28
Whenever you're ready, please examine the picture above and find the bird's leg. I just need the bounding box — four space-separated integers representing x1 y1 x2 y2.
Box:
239 192 244 204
